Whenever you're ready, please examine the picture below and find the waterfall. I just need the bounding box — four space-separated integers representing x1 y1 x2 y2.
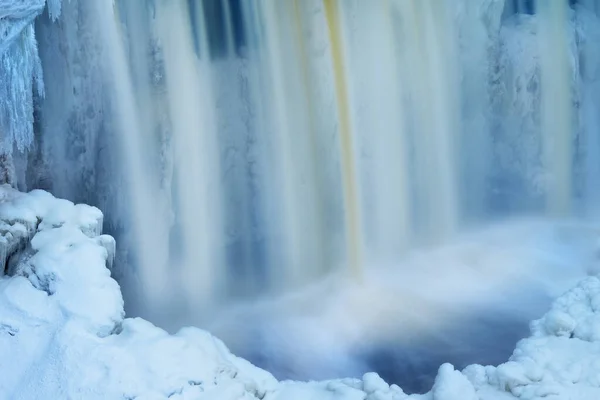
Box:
342 0 411 263
323 0 364 278
3 0 599 327
155 0 225 313
538 0 574 216
92 0 172 314
398 0 461 243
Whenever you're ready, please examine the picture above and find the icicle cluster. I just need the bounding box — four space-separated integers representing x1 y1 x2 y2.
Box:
45 0 61 21
0 0 61 153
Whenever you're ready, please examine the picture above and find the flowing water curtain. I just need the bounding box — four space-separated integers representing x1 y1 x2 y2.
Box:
200 0 276 297
241 0 328 290
289 0 347 278
154 0 225 313
208 0 267 297
339 0 411 266
576 1 600 216
196 0 335 296
537 0 575 217
323 0 364 278
395 0 461 245
290 0 338 281
89 0 174 318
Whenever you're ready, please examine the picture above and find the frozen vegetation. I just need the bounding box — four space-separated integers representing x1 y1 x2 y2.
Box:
0 186 599 399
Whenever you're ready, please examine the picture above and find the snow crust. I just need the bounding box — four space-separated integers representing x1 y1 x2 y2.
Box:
1 186 600 399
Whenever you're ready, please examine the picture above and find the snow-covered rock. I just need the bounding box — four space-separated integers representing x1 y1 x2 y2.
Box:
461 276 600 400
0 185 277 400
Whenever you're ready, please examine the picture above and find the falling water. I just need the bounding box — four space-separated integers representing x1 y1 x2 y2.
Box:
155 0 224 313
251 0 329 288
323 0 364 278
342 0 411 263
398 0 460 243
538 0 573 216
92 0 171 314
22 0 600 331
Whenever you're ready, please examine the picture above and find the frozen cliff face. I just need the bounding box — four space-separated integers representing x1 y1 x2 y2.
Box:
0 0 46 155
0 0 66 175
0 1 45 43
27 0 120 206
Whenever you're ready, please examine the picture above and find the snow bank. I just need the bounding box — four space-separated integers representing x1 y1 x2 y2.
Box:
1 184 600 400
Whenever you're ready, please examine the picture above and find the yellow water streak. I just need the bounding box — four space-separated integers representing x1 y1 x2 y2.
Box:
323 0 363 279
292 0 328 277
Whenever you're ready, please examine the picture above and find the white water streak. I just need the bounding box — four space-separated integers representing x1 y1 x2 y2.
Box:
156 0 224 311
538 0 573 216
93 0 170 306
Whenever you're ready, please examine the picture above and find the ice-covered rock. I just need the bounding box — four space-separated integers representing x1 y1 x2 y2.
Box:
463 277 600 400
431 364 478 400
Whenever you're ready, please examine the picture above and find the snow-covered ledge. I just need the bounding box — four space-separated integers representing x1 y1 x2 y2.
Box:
1 186 600 400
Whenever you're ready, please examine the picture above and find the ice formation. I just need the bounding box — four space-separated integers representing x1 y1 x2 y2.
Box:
0 0 46 153
0 0 63 154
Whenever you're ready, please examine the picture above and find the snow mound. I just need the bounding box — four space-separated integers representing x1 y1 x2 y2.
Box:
2 185 600 400
460 276 600 400
0 185 276 400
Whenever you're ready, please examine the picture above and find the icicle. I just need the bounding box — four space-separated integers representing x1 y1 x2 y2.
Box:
45 0 63 21
96 235 116 271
